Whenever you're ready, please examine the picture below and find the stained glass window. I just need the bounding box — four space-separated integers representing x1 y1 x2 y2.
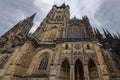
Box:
66 26 84 38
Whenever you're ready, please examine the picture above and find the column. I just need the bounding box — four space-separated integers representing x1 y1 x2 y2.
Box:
84 65 90 80
63 28 66 38
57 65 61 80
70 65 74 80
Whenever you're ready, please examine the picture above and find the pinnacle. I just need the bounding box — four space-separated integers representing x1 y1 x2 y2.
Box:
30 12 37 20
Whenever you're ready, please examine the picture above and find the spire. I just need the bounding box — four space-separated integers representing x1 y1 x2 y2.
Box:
93 27 97 38
96 28 102 38
0 13 35 50
102 28 107 38
102 28 114 44
105 28 114 39
102 28 109 39
93 28 103 42
113 33 118 39
30 12 37 20
73 16 77 19
117 32 120 39
61 3 66 8
62 3 65 6
96 28 101 36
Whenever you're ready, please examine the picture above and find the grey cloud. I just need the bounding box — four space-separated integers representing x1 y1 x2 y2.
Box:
0 0 40 35
95 0 120 33
0 0 120 36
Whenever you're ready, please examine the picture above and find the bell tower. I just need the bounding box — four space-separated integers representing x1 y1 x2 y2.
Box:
34 3 70 41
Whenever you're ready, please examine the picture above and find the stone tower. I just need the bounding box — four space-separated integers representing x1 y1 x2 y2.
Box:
0 13 36 78
0 13 36 53
1 3 120 80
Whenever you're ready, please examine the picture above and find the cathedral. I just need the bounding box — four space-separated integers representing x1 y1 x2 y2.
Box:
0 3 120 80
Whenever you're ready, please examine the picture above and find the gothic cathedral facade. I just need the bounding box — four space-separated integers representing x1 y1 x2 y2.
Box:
0 3 120 80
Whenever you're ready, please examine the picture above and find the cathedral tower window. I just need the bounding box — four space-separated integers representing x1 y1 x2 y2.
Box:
66 26 85 38
56 15 61 21
48 27 57 41
38 55 49 70
66 44 69 49
87 44 90 50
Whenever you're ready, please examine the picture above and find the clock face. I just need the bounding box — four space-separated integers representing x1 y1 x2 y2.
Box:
74 44 81 50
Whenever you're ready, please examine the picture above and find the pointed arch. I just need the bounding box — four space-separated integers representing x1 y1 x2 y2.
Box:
74 59 84 80
88 59 99 80
38 53 49 70
26 49 54 75
48 26 58 41
60 59 70 80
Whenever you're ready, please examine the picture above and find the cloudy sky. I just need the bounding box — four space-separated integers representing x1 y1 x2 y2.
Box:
0 0 120 36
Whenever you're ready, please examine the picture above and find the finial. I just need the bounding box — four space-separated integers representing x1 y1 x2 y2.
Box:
30 12 37 19
59 3 66 8
62 3 65 7
74 16 76 19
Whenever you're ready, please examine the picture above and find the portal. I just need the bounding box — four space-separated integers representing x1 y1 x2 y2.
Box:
75 59 84 80
60 59 70 80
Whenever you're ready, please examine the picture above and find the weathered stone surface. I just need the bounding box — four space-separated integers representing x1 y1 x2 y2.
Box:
0 3 120 80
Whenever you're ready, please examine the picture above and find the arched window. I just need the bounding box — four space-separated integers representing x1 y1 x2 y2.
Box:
87 44 90 49
38 55 49 70
66 26 85 38
48 28 57 41
66 44 69 49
